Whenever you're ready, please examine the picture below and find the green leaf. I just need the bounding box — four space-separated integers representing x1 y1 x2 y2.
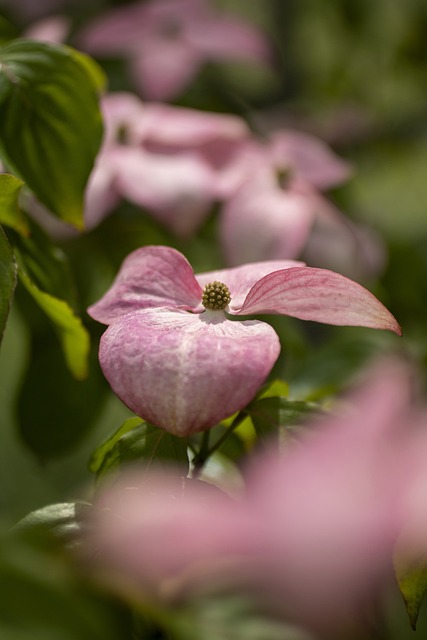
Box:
0 527 132 640
0 224 16 344
14 502 92 548
394 552 427 630
0 16 18 45
257 378 290 400
0 39 104 229
92 420 189 479
10 217 77 305
17 263 89 380
248 396 320 443
17 337 108 460
172 594 314 640
89 416 143 474
0 173 29 235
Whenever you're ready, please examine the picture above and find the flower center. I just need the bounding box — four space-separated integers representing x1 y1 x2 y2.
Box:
202 281 231 311
276 166 292 190
161 18 182 39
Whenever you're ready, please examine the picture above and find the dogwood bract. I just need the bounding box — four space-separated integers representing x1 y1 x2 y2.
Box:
78 0 272 101
88 245 401 436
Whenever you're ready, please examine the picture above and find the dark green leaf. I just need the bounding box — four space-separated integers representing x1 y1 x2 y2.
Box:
248 396 320 442
89 416 143 474
14 502 92 548
10 217 76 304
0 224 16 344
18 338 108 460
0 40 104 228
0 173 29 235
93 420 189 479
290 332 387 401
0 527 131 640
18 264 90 379
0 16 18 45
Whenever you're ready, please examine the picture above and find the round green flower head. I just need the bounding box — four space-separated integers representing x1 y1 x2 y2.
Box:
202 281 231 310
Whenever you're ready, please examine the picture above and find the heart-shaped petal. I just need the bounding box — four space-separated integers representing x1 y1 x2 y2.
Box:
99 307 280 436
88 246 203 324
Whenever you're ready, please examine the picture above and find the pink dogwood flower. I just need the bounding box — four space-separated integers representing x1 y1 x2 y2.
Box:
219 129 356 266
26 92 250 237
88 245 401 436
77 0 272 101
88 360 417 637
87 93 249 236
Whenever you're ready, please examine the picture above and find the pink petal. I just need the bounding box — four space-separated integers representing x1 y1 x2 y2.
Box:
77 3 151 55
129 40 202 100
90 470 256 595
83 151 121 230
100 92 146 147
99 307 280 436
270 130 353 189
235 267 402 334
87 246 202 324
24 15 71 43
302 197 387 279
220 179 316 266
111 147 215 236
195 259 304 311
190 17 273 64
134 103 248 149
246 361 413 631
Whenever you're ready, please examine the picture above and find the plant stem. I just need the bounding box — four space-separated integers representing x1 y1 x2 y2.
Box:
192 411 247 477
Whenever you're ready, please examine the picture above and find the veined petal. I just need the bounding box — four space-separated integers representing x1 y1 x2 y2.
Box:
196 260 304 311
99 308 280 436
88 246 202 324
235 267 402 335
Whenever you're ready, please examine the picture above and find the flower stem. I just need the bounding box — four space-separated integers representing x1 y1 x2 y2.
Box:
192 411 247 477
192 429 211 478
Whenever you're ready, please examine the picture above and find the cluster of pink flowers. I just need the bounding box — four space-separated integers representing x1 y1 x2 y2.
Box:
21 0 382 277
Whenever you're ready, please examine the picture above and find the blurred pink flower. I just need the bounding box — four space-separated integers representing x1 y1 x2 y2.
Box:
77 0 273 100
88 245 400 436
24 14 71 43
88 360 418 636
219 129 357 267
87 92 249 236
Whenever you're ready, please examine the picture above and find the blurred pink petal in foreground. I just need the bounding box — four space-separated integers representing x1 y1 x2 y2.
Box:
78 0 273 100
87 360 423 636
88 245 400 436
